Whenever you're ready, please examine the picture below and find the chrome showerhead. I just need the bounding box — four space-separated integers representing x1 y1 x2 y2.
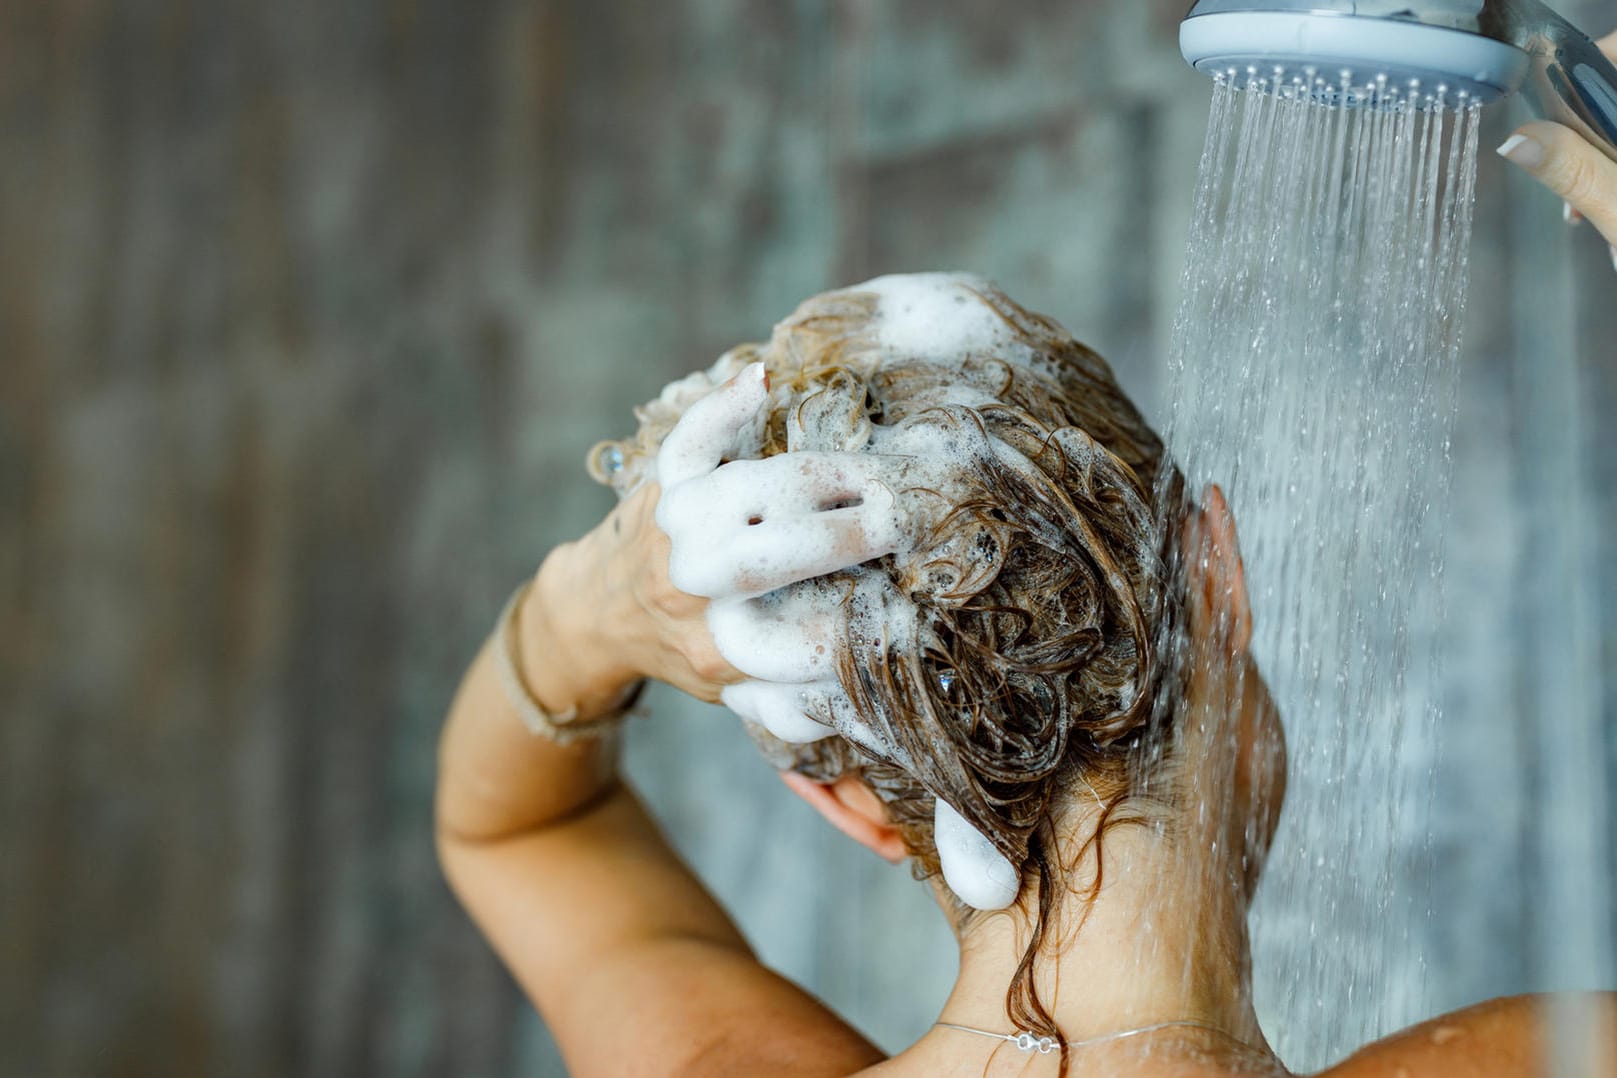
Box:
1181 1 1528 103
1181 1 1617 159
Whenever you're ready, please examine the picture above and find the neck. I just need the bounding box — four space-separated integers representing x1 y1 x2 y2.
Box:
923 640 1287 1070
936 819 1266 1051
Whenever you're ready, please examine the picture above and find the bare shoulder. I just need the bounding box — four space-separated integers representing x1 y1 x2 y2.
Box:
1319 993 1616 1078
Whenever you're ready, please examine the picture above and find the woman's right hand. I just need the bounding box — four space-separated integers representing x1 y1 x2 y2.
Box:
1497 30 1617 263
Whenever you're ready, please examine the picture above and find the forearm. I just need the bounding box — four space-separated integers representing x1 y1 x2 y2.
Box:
435 544 640 844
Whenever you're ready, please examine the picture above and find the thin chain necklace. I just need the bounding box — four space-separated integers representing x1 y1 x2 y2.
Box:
933 1019 1243 1056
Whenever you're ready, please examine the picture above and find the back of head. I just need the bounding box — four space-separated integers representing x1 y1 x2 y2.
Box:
591 271 1188 1042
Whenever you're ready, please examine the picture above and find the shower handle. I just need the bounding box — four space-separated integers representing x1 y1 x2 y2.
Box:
1484 0 1617 163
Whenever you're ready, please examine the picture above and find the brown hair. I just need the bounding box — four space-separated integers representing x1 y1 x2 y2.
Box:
591 278 1189 1069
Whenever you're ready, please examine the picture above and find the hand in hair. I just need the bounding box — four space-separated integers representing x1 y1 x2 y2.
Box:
655 361 907 601
552 482 743 705
561 361 911 704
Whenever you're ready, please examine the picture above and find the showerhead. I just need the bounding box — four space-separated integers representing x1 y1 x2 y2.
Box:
1181 0 1617 159
1181 3 1527 103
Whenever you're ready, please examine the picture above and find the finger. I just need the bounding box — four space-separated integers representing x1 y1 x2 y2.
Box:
707 582 847 682
659 452 903 536
1600 30 1616 60
655 452 939 596
692 490 902 599
659 456 905 598
720 680 837 744
655 362 770 489
1498 122 1617 245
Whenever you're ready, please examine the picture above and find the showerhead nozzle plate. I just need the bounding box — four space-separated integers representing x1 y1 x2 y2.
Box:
1181 11 1530 105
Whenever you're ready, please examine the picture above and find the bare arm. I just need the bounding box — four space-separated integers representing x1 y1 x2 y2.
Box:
1326 993 1616 1077
434 485 726 846
434 483 885 1077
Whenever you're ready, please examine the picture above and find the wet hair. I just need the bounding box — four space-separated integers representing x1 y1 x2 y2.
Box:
590 279 1189 1068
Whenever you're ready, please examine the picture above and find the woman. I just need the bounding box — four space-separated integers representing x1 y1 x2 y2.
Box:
436 271 1610 1078
435 271 1278 1076
435 267 1612 1076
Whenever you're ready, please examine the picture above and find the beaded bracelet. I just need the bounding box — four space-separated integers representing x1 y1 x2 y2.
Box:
493 578 645 744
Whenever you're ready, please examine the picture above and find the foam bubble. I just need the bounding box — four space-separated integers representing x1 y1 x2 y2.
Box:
660 464 904 600
787 373 873 454
934 798 1021 911
707 581 846 684
820 684 911 769
853 273 1039 369
655 361 770 490
720 681 837 744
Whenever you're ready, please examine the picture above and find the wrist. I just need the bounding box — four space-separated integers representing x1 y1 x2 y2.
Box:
522 545 641 719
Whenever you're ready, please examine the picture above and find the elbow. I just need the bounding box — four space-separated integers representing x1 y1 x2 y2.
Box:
433 787 480 888
434 773 628 853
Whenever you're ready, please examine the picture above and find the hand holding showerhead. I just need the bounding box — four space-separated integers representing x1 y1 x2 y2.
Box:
1499 29 1617 262
1181 2 1617 267
1181 1 1617 152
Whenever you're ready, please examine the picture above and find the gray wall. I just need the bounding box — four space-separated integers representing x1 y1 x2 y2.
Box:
1 2 1612 1076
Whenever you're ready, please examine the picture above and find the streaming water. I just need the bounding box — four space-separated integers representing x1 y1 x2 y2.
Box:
1160 73 1482 1070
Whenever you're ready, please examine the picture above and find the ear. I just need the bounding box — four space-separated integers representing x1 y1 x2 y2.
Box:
779 771 909 864
1195 484 1253 654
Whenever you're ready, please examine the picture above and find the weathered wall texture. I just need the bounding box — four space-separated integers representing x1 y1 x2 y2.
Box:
1 2 1611 1076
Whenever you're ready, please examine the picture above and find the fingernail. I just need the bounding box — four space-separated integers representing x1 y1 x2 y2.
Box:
1497 133 1546 169
1564 202 1584 227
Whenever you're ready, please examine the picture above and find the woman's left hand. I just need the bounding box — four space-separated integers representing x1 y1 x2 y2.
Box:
1497 29 1617 263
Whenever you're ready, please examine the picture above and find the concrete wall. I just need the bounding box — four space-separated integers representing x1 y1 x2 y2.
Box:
2 2 1611 1075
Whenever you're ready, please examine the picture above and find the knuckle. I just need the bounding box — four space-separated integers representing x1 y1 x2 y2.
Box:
1556 152 1604 205
655 565 697 607
1537 128 1617 222
730 567 767 596
658 483 695 527
687 645 735 685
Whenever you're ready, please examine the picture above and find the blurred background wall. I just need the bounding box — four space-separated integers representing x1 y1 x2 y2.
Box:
1 1 1612 1076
